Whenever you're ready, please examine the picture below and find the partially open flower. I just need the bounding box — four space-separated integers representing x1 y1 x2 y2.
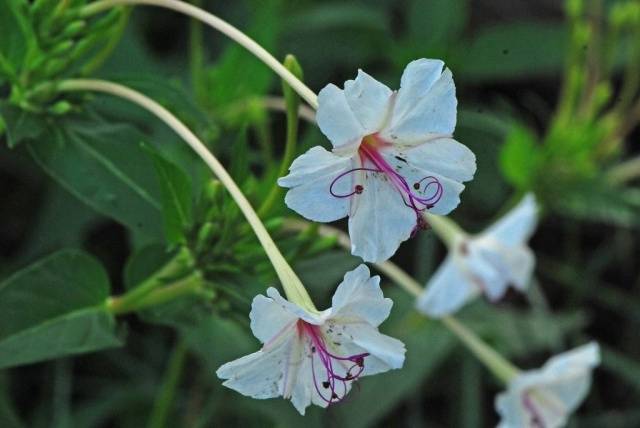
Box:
417 194 538 317
278 59 476 263
496 342 600 428
216 265 406 415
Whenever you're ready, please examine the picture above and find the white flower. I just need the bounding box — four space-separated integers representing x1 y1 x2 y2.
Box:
278 59 476 263
215 265 406 415
496 342 600 428
417 194 538 317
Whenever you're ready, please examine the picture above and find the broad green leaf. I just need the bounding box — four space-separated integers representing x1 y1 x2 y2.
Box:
28 114 165 239
407 0 467 48
500 125 541 190
0 103 47 148
0 250 122 369
456 22 567 82
0 0 33 79
143 144 193 245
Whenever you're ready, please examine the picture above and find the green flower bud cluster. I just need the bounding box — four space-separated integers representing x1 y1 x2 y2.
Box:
3 0 125 114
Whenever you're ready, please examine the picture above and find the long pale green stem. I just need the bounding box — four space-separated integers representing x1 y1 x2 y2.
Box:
148 340 188 428
423 212 464 249
58 78 317 312
81 0 318 109
283 219 520 384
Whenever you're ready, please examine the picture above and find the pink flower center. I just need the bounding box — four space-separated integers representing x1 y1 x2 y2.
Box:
329 133 443 232
522 390 546 428
299 320 369 405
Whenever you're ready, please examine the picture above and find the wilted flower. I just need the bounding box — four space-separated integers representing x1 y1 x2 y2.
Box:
278 59 476 263
496 342 600 428
216 265 406 415
417 194 538 317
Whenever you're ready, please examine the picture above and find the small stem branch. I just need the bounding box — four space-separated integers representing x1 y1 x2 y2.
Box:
440 316 519 383
148 340 188 428
607 154 640 184
106 247 193 315
107 271 203 315
58 78 316 312
81 0 319 109
259 56 302 217
283 218 520 384
423 212 464 249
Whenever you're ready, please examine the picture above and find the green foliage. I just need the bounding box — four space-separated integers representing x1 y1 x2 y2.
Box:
0 250 122 369
0 0 34 80
0 0 639 426
28 113 165 239
500 125 541 190
143 144 194 245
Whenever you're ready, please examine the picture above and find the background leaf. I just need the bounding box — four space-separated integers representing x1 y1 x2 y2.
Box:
28 113 165 240
143 144 193 245
0 250 122 369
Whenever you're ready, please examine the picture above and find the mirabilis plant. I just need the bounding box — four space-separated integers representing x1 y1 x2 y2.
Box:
0 0 604 425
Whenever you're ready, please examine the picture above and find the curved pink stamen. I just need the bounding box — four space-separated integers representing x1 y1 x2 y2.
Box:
300 321 369 405
329 167 382 198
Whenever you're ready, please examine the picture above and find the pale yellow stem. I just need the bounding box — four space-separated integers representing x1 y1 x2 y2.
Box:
81 0 319 109
58 79 317 312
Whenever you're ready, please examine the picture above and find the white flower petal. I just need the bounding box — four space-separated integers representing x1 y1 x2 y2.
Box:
470 238 535 297
344 69 393 133
348 172 417 262
383 66 457 144
265 287 329 325
216 329 301 401
249 293 298 344
316 83 366 150
495 343 600 428
278 146 355 222
346 323 406 372
392 59 445 123
417 255 481 317
381 138 476 215
484 194 539 247
330 264 392 327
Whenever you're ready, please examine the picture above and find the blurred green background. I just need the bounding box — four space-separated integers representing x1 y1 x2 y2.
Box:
1 0 640 427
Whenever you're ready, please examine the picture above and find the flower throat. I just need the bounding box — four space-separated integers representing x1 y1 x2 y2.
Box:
329 133 443 231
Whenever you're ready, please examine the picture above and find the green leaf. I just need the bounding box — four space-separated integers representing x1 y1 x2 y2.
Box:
0 103 47 148
456 22 567 82
28 114 165 239
0 250 122 369
500 125 541 189
143 144 193 245
407 0 467 49
0 0 33 79
206 0 281 107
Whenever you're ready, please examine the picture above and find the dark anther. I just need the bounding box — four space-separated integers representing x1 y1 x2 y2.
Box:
322 381 330 389
459 242 469 256
345 373 354 380
355 185 364 194
355 357 364 367
394 155 408 163
332 393 339 399
413 182 420 190
311 346 316 353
